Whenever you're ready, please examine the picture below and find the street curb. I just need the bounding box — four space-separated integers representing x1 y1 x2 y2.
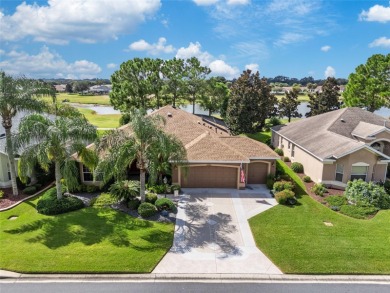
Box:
1 271 390 283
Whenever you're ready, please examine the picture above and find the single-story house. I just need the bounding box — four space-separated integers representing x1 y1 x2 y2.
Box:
80 106 279 189
272 107 390 189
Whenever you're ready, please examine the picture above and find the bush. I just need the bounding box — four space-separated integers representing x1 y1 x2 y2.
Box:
92 193 118 208
23 186 37 195
275 189 296 205
268 116 281 127
0 190 4 199
145 192 158 204
384 180 390 195
155 198 176 212
283 156 290 162
34 183 42 190
138 202 157 218
128 198 141 210
109 180 139 201
345 179 390 209
266 178 275 189
171 184 181 192
37 188 84 215
274 148 284 156
119 113 131 126
147 184 167 194
86 185 100 193
340 205 378 219
312 183 327 196
325 195 348 207
291 162 304 173
273 180 294 192
302 176 311 183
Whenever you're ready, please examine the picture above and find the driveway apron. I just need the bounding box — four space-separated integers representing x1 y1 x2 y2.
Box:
153 186 282 274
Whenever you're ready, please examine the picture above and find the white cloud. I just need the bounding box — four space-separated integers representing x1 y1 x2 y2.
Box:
176 42 239 79
209 60 239 79
0 46 101 79
245 63 259 72
233 41 269 60
369 36 390 48
129 37 175 55
321 45 331 52
176 42 213 65
324 66 335 78
0 0 161 44
193 0 219 5
226 0 250 5
359 4 390 23
193 0 249 6
274 32 309 46
107 63 117 69
267 0 317 16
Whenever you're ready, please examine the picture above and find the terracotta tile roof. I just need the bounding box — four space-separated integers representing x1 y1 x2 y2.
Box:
273 107 390 160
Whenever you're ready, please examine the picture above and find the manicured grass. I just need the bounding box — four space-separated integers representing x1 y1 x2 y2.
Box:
77 108 120 128
244 131 271 144
249 160 390 274
275 94 310 102
43 93 111 105
0 196 174 273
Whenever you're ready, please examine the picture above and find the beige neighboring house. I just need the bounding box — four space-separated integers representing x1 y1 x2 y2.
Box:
272 107 390 189
80 106 279 189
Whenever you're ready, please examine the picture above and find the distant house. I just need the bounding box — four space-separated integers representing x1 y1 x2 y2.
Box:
54 84 66 92
88 85 111 95
78 106 279 189
272 108 390 189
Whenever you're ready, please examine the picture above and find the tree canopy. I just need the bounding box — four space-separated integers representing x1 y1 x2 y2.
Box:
306 77 341 117
278 88 302 122
343 54 390 112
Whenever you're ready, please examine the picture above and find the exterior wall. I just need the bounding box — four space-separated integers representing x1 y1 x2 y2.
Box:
0 154 18 188
373 164 387 182
172 166 179 185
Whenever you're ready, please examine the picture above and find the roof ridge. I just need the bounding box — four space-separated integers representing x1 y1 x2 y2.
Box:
185 131 209 149
216 136 248 160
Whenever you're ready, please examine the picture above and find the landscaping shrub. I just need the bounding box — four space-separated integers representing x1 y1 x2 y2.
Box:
325 195 348 207
268 116 281 127
147 184 167 194
34 183 42 190
155 198 176 212
312 183 327 196
86 185 100 193
16 177 30 189
340 205 378 219
119 113 131 126
291 162 304 173
109 180 139 201
273 180 294 192
145 192 158 204
37 188 84 215
275 189 296 205
138 202 157 218
0 190 4 199
266 178 275 190
128 198 141 210
171 184 181 192
345 179 390 209
92 193 118 208
302 176 311 183
384 180 390 195
283 156 290 162
274 148 284 156
23 186 37 195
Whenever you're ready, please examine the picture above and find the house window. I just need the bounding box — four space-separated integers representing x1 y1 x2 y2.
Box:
82 165 93 182
280 137 283 148
291 145 295 157
288 142 291 150
351 164 369 181
335 164 343 182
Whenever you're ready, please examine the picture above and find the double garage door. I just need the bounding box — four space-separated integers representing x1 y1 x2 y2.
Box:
181 162 269 188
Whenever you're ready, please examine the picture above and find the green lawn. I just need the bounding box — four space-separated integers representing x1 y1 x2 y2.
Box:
0 196 174 273
43 93 111 105
244 131 271 144
249 160 390 274
275 94 310 102
77 108 120 128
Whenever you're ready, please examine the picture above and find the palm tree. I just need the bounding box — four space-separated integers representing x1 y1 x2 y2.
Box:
96 110 187 202
0 71 53 196
16 112 97 200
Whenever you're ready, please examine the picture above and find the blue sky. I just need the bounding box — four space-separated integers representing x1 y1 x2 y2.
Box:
0 0 389 80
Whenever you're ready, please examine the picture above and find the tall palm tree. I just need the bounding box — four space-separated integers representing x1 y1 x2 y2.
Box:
16 112 97 200
96 111 187 202
0 71 53 196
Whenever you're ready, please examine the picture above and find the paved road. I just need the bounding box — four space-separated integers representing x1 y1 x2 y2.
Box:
1 282 390 293
153 186 281 274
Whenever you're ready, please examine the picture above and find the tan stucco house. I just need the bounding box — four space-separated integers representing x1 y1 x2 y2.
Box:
80 106 279 189
272 107 390 189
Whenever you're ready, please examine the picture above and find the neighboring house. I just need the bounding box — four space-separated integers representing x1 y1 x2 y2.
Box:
88 85 111 95
272 107 390 189
54 84 66 92
80 106 279 189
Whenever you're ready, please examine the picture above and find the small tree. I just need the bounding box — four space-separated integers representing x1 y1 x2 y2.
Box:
199 77 229 116
306 77 340 117
278 88 302 122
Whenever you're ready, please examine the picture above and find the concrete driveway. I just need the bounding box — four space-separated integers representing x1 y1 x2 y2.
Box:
153 185 282 274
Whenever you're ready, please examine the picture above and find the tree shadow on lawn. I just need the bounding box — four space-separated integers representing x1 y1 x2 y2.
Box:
4 207 170 250
173 201 241 257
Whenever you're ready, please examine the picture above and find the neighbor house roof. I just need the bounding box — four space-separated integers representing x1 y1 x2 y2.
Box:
272 107 390 161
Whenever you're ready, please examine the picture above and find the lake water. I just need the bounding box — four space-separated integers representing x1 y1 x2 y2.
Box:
74 102 390 119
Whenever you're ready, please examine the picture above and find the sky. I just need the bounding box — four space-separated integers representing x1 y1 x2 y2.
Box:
0 0 389 80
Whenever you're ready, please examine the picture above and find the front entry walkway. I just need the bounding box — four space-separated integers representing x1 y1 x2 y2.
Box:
153 185 282 274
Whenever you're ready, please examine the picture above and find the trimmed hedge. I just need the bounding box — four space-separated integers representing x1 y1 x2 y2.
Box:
145 193 158 204
23 186 37 195
37 188 84 215
138 202 157 218
274 148 284 156
302 176 311 183
291 162 304 173
155 198 176 213
273 180 294 192
275 189 296 205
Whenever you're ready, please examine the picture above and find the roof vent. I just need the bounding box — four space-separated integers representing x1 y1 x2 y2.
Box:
167 112 172 117
197 121 201 124
340 118 345 123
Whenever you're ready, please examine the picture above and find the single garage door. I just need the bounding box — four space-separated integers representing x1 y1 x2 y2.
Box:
247 162 268 184
181 166 237 188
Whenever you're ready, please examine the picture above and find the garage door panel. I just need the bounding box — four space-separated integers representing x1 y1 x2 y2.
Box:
181 166 237 188
247 162 268 184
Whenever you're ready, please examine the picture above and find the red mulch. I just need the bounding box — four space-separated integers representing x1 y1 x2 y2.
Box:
0 183 51 210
